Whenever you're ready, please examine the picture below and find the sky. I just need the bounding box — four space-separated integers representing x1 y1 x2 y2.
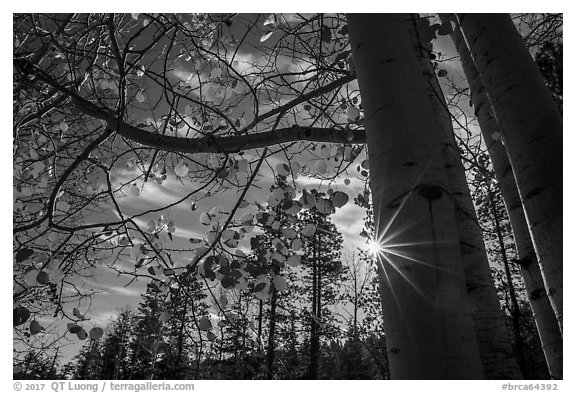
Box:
5 6 575 389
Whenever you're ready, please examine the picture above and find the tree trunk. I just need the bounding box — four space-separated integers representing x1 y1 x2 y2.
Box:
457 13 563 330
488 188 528 376
445 14 563 379
308 230 320 379
407 15 521 379
348 13 484 379
266 287 277 379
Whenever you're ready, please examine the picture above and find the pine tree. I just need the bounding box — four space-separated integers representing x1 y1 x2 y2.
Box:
298 189 346 379
98 309 135 379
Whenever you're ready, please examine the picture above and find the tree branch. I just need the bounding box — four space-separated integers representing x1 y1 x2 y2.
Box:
15 58 366 154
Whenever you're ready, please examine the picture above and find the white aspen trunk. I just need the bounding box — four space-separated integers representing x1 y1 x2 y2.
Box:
406 15 521 379
348 14 484 379
457 14 563 330
445 15 563 379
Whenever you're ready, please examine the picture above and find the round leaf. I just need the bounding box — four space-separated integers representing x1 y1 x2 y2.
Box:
315 161 328 174
198 317 212 331
273 275 287 292
89 327 104 340
276 163 290 177
331 191 349 208
36 271 50 285
129 185 140 197
346 106 360 121
286 254 301 267
30 320 42 335
302 223 316 237
174 162 189 177
315 198 333 214
77 328 88 340
13 306 30 326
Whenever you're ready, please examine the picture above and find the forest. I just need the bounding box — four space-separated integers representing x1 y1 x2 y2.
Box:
13 13 562 380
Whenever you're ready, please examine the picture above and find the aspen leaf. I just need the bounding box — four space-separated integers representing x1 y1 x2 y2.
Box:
135 92 146 103
260 31 273 42
300 190 316 209
315 161 328 174
210 67 222 79
237 159 248 172
273 275 287 292
15 248 34 264
13 306 30 326
207 331 217 341
30 320 42 335
282 227 297 239
224 238 238 248
219 294 228 307
129 185 140 197
198 317 212 331
344 178 351 185
67 323 81 334
36 271 50 285
491 131 502 141
24 270 38 287
302 223 316 237
320 145 332 159
221 229 236 241
89 327 104 340
286 200 302 216
29 148 39 160
77 328 88 340
268 193 280 208
315 198 333 214
73 308 85 320
438 69 448 77
292 238 303 251
209 206 224 220
286 254 301 267
346 106 360 121
240 213 254 226
276 163 290 177
174 162 189 177
332 191 349 208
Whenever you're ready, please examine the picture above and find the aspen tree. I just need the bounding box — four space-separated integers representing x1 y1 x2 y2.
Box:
457 14 563 330
444 15 563 378
348 13 483 379
407 15 521 379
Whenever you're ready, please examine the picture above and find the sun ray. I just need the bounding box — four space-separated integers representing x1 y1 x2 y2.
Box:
382 247 460 276
375 252 438 308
